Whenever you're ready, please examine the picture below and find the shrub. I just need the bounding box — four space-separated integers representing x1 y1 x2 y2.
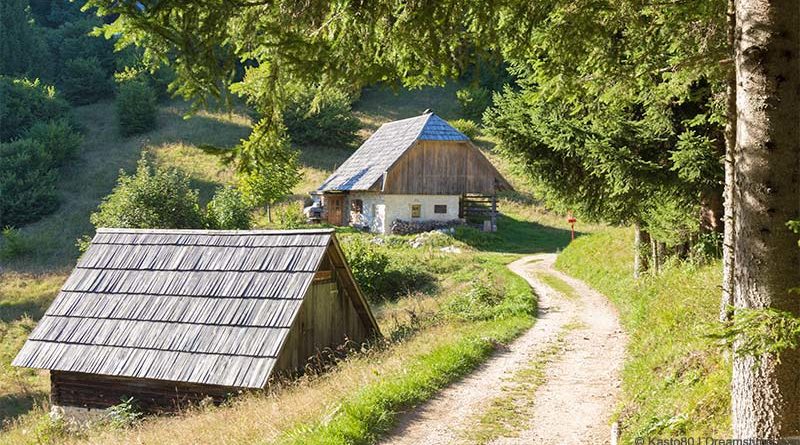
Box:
0 139 59 227
445 276 505 321
106 397 143 429
274 201 306 229
24 119 82 165
206 187 252 230
116 80 157 136
283 88 360 147
90 157 204 229
0 227 32 260
341 237 390 300
0 77 70 142
456 86 492 122
449 119 480 139
60 57 113 105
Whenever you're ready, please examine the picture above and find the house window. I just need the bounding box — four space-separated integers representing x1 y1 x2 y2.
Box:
351 199 363 213
434 205 447 214
411 204 421 218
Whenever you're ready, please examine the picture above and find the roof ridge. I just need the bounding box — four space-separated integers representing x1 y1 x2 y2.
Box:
95 228 336 235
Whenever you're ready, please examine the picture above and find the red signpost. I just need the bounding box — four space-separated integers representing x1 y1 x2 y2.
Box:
567 215 577 241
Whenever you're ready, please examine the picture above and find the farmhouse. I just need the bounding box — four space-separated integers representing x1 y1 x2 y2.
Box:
317 111 511 233
13 228 379 413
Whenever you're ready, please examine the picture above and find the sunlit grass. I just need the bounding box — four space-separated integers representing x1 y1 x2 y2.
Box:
555 227 730 440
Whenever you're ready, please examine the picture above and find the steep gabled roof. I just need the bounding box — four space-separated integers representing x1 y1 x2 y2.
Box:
13 228 376 389
318 112 468 192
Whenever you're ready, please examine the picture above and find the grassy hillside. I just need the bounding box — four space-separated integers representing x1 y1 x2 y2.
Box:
0 83 582 444
555 228 730 440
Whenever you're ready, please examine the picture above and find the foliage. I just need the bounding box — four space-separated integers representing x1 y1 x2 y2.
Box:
273 201 306 229
448 119 480 139
456 86 492 122
341 237 390 300
116 80 157 136
282 88 361 147
60 57 114 105
25 119 83 165
206 187 252 230
557 228 730 439
90 157 204 229
0 77 71 142
711 308 800 361
445 276 504 321
236 122 302 214
106 397 143 429
0 227 32 260
0 139 59 227
0 0 40 76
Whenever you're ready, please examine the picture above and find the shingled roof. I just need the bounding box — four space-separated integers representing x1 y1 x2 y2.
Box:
318 112 469 192
13 228 376 389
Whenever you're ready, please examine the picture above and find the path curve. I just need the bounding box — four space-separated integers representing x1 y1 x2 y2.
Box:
379 253 627 445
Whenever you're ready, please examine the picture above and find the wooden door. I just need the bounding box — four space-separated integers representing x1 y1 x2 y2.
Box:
326 195 344 225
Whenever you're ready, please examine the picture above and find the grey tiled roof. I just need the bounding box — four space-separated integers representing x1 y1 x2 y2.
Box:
13 228 336 389
319 113 468 191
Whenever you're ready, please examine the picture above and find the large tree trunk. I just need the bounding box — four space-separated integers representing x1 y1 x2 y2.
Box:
633 223 650 279
721 0 737 323
732 0 800 438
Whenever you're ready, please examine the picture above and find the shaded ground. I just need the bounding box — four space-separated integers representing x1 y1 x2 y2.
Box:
380 254 626 445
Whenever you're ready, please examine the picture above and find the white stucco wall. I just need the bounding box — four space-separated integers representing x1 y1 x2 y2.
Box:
346 193 461 233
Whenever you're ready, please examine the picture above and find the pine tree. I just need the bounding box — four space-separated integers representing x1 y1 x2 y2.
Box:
0 0 37 76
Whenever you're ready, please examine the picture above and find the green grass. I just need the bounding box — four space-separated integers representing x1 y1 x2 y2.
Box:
534 272 579 300
555 227 731 440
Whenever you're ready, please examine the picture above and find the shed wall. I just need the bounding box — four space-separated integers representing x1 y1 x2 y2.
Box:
50 371 240 412
274 274 370 372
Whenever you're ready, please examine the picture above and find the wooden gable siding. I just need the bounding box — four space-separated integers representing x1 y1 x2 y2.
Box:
382 140 499 195
51 371 242 412
274 259 369 372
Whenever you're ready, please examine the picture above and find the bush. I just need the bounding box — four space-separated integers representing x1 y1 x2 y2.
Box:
341 237 390 300
24 119 82 165
0 77 70 142
274 201 306 229
445 276 505 321
206 187 252 230
0 227 32 260
61 57 113 105
448 119 480 139
116 80 157 136
456 86 492 122
90 157 204 229
283 88 360 147
0 139 59 227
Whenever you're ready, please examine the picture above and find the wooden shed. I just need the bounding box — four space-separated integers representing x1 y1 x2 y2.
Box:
13 228 380 413
317 111 511 233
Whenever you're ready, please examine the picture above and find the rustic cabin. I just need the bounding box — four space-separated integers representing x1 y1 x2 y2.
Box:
13 228 380 414
317 111 512 234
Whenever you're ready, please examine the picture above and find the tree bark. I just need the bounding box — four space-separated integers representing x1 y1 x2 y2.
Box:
721 0 737 323
633 223 650 279
732 0 800 438
650 237 660 276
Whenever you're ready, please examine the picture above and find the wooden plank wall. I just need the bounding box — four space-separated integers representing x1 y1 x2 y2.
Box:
51 371 242 412
274 254 370 372
383 140 498 195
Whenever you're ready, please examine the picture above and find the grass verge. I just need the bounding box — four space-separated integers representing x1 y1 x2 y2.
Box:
555 227 730 440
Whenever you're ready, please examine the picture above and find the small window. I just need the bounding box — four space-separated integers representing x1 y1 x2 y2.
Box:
411 204 421 218
351 199 363 213
434 204 447 214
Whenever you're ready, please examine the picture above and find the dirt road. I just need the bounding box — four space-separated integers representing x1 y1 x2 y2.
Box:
379 253 627 445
